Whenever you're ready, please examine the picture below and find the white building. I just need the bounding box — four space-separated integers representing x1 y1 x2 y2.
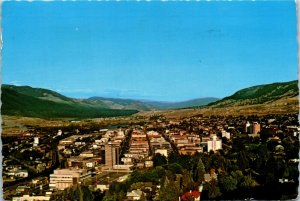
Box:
96 184 110 191
13 195 50 201
155 149 169 158
121 157 133 165
207 135 222 152
33 137 39 146
127 189 144 201
57 130 63 136
49 168 91 190
221 130 230 139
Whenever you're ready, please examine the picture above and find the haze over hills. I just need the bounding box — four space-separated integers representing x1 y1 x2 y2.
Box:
88 97 220 110
1 85 219 118
142 98 220 109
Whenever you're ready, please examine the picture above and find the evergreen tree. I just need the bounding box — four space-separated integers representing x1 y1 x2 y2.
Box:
159 175 180 201
53 185 94 201
196 158 205 183
206 179 222 199
153 153 168 167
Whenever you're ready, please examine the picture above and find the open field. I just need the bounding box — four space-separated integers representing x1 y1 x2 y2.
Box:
1 115 145 135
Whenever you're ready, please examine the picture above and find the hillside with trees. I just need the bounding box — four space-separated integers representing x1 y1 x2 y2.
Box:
208 80 298 107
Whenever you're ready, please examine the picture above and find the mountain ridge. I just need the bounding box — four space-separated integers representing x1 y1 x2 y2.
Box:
208 80 298 108
137 80 299 119
1 86 138 119
88 96 220 110
2 80 298 119
1 84 219 118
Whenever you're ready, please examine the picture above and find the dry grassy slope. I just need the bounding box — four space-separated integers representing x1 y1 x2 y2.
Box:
208 80 298 107
136 96 299 119
1 115 71 135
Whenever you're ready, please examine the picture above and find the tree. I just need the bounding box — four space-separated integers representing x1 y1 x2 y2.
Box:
264 157 278 185
93 189 105 201
205 179 222 199
150 166 166 183
240 175 259 189
56 185 94 201
153 153 167 167
102 193 117 201
195 158 206 183
230 170 244 185
130 182 152 191
254 144 270 173
218 173 237 193
159 175 180 201
210 153 226 170
168 163 183 174
102 191 126 201
181 170 197 193
237 151 249 170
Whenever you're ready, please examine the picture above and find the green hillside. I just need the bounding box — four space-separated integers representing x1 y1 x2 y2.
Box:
4 85 71 102
6 80 294 119
1 86 138 119
209 80 299 107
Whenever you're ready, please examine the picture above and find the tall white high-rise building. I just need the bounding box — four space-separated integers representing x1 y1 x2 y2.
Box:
33 137 39 147
207 135 222 152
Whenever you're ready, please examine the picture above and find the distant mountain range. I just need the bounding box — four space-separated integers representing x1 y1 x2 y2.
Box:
88 96 220 110
2 80 298 118
142 98 220 109
1 85 219 118
208 80 298 108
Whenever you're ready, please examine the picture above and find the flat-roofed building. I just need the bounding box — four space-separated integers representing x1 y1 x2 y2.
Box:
155 148 169 157
221 130 231 139
49 168 91 190
13 195 51 201
179 146 203 155
67 156 101 169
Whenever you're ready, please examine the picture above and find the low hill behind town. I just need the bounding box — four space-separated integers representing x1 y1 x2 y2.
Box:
208 80 298 107
1 85 138 119
138 80 299 119
1 85 218 118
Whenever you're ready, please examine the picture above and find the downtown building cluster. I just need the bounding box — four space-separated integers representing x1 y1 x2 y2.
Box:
5 113 300 201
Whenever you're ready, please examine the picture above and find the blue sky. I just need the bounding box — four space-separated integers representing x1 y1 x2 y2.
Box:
2 1 298 101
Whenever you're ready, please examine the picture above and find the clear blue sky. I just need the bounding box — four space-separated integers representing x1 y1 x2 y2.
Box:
2 1 298 101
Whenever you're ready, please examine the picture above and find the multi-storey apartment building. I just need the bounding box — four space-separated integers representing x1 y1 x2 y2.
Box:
49 168 91 190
